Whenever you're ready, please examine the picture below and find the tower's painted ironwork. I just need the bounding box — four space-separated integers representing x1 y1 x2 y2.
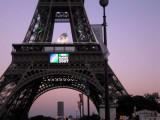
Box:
0 0 128 120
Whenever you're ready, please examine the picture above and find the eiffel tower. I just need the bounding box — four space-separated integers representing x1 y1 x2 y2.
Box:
0 0 128 120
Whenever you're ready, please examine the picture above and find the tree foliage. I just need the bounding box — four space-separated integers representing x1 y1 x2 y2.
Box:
80 114 100 120
29 115 56 120
144 92 160 103
116 92 160 117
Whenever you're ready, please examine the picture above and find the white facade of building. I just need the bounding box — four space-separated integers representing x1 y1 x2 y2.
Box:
134 109 160 120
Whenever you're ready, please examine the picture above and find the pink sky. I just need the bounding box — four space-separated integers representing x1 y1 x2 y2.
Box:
29 89 97 118
0 0 160 118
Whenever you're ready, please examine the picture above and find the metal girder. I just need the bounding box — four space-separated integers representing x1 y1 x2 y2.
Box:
23 0 94 43
0 43 128 120
0 0 128 119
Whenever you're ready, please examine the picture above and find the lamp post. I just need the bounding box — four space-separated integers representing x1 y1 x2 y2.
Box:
82 77 90 120
87 86 90 120
99 0 110 120
76 111 78 120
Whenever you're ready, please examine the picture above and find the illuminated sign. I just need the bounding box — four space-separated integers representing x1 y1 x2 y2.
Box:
50 54 69 63
58 54 69 63
50 54 59 63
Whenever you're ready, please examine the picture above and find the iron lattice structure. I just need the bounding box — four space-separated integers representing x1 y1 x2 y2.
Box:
0 0 128 120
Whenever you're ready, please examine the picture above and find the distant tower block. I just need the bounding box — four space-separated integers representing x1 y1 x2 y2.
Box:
57 101 64 117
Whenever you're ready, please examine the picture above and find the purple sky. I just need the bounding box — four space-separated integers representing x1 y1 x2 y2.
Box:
0 0 160 118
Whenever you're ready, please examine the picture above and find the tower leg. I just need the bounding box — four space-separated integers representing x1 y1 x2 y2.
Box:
99 104 105 120
99 104 117 120
110 107 116 120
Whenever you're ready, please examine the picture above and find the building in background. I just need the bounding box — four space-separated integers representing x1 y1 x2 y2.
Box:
57 101 64 117
57 101 67 120
133 109 160 120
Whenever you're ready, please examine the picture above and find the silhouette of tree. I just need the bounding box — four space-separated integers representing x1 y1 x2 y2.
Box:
117 93 160 118
79 114 100 120
116 95 134 117
144 92 160 103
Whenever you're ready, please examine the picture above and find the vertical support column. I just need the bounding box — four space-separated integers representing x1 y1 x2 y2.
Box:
99 104 105 120
87 95 90 120
99 104 117 120
110 107 116 120
68 1 79 42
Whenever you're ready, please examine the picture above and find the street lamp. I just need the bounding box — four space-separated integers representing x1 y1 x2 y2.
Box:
76 111 78 120
99 0 110 120
99 0 109 7
82 76 90 120
99 0 109 45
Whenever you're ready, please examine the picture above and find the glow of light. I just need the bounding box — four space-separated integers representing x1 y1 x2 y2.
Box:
50 54 69 63
50 54 58 63
57 33 69 43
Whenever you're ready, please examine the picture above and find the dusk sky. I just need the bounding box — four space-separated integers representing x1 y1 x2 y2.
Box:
0 0 160 118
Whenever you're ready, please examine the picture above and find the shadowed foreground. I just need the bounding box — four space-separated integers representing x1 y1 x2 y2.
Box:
29 115 56 120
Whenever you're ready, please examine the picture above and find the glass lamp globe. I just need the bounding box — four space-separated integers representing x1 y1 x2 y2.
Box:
99 0 109 7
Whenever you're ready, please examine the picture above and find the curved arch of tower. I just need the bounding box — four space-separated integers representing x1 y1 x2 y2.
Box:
0 0 128 120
